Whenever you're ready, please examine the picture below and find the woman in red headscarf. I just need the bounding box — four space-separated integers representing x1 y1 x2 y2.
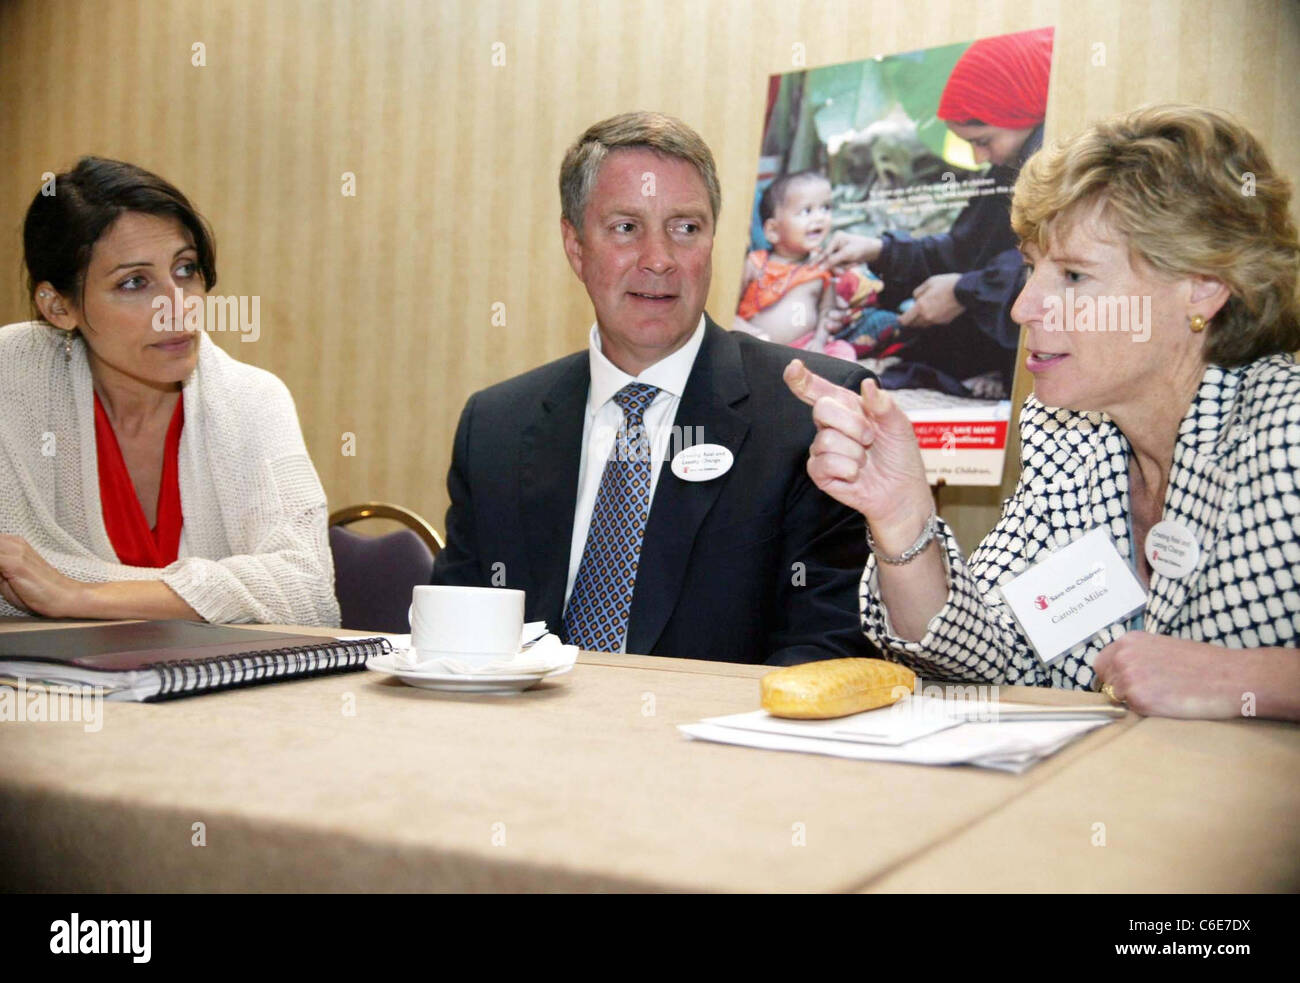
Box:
812 27 1053 399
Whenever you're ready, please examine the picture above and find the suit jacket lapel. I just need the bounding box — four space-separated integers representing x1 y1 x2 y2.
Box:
1145 365 1239 634
1025 411 1129 554
626 317 750 655
1021 411 1138 653
520 356 589 627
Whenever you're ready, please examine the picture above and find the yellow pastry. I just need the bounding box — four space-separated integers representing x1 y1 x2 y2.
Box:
761 658 915 719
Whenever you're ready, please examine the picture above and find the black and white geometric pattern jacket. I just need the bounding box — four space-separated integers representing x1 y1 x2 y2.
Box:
861 354 1300 690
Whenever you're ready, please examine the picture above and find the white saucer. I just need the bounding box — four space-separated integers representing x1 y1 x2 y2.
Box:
366 652 574 694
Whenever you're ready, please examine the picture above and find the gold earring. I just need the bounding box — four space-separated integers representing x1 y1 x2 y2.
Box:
62 331 73 365
1189 314 1206 333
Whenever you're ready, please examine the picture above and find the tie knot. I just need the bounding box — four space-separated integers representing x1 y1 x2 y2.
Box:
612 383 659 420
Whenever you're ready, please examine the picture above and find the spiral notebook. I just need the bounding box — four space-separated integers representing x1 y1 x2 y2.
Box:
0 620 392 702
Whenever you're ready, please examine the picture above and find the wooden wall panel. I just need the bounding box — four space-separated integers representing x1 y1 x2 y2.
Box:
2 0 1297 553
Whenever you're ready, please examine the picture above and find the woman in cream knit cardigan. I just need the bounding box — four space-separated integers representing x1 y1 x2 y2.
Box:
0 158 339 626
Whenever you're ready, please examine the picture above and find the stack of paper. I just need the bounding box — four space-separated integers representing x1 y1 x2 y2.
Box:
678 696 1118 773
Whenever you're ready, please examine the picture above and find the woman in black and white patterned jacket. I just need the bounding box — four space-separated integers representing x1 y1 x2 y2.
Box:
784 104 1300 721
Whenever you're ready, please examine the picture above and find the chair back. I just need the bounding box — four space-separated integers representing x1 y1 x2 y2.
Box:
328 503 443 632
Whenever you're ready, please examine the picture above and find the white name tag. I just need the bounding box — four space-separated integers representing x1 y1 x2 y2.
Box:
671 443 733 482
999 526 1147 665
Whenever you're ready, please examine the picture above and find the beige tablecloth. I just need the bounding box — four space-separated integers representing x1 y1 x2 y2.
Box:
0 622 1295 892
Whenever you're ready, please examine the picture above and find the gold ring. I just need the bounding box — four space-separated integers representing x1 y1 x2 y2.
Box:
1101 682 1122 704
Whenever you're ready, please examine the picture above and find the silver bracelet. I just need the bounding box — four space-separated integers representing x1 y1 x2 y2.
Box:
866 511 939 565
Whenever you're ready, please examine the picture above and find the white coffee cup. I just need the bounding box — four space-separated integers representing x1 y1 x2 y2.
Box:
408 585 525 666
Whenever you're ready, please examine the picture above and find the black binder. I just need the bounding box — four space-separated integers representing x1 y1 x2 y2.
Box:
0 620 391 702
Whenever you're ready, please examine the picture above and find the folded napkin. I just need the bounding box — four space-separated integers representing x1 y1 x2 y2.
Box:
395 624 576 676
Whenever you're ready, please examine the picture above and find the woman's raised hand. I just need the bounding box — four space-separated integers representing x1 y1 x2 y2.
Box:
783 360 934 547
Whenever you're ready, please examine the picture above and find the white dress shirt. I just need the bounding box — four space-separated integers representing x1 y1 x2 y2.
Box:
563 316 707 646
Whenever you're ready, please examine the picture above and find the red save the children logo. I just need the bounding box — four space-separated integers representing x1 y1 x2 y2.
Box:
1034 595 1049 610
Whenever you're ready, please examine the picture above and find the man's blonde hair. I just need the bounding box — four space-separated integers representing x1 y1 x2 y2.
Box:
1012 103 1300 366
559 111 721 232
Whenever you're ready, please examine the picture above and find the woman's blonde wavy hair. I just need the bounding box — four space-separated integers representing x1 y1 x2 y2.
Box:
1011 104 1300 366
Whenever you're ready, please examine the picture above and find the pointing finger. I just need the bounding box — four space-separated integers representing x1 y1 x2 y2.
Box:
784 359 864 414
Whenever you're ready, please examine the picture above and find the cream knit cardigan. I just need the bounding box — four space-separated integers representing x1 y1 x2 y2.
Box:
0 321 340 626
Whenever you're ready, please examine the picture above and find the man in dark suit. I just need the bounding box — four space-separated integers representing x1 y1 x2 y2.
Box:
432 111 877 665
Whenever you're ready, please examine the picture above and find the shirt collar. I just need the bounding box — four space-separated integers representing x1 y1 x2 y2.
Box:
586 314 706 413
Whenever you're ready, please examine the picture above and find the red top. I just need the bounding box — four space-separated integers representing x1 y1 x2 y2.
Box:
94 391 185 568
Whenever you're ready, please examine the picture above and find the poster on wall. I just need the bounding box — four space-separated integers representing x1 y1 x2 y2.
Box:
735 26 1055 485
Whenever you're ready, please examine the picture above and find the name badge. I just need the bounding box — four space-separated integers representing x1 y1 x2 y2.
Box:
671 443 733 482
999 526 1147 665
1145 520 1201 579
